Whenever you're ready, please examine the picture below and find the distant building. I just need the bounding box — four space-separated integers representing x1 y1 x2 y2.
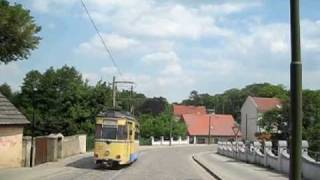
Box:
182 114 240 144
0 92 29 168
240 96 282 141
173 104 207 120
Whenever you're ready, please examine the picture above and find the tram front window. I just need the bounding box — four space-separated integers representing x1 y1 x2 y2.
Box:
95 124 127 140
102 125 117 139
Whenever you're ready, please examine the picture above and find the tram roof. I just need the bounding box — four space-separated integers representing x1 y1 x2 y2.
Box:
97 110 136 120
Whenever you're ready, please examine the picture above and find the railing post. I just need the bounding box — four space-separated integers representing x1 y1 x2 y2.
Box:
301 140 308 156
264 141 272 167
278 141 288 172
254 141 261 163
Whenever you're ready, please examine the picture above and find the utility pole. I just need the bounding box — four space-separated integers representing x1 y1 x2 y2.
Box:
112 76 116 109
130 85 134 114
208 115 212 145
289 0 302 179
169 116 173 146
112 76 134 110
30 86 37 167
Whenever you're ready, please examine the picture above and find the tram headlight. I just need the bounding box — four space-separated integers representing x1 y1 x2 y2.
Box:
105 151 110 156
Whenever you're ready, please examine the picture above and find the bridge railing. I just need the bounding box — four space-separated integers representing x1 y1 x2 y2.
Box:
150 136 190 145
217 140 320 180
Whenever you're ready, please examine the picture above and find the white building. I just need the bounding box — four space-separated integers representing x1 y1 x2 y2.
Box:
240 96 281 141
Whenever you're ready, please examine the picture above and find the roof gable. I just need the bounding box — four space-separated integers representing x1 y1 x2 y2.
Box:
182 114 240 136
173 105 207 116
251 96 282 113
0 92 29 125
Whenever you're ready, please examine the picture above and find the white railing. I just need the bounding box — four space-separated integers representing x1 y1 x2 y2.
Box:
217 140 320 180
151 136 190 145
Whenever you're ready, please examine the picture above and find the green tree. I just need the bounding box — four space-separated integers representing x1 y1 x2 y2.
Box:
137 97 167 116
259 108 287 133
0 83 12 98
139 112 187 139
0 0 41 64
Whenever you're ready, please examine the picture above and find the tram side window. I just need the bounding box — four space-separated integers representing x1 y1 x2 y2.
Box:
102 125 117 139
95 124 102 138
135 131 139 140
117 125 128 140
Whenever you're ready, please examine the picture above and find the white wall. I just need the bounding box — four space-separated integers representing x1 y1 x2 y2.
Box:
218 141 320 180
240 97 258 141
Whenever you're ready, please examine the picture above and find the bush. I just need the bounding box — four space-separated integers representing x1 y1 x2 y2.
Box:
86 134 95 151
139 137 151 145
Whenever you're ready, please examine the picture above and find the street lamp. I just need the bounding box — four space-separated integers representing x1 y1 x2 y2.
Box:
30 85 37 167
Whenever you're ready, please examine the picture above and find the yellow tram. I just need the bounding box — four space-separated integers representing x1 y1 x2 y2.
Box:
94 111 139 166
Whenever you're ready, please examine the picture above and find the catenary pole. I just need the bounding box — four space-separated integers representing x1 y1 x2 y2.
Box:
289 0 302 179
112 76 116 109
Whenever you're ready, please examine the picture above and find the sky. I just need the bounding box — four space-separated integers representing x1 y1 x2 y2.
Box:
1 0 320 102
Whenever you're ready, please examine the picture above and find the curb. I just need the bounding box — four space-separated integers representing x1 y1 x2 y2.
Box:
192 153 222 180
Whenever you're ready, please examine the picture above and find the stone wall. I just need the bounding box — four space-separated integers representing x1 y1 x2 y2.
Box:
21 134 86 166
62 134 86 158
217 140 320 180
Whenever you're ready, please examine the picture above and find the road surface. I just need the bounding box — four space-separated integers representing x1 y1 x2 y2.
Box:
0 145 216 180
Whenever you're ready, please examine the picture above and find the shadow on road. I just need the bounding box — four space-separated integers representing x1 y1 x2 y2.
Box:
66 156 130 171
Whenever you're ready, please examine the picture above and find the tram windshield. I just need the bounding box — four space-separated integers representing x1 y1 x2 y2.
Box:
95 124 128 140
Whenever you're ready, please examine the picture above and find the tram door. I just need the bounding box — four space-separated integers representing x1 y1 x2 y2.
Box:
127 122 133 161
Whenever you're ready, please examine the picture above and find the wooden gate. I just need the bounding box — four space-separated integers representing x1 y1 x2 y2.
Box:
35 137 48 165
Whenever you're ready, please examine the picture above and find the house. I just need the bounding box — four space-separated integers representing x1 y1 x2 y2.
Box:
240 96 282 141
182 114 240 144
0 92 29 168
173 104 207 120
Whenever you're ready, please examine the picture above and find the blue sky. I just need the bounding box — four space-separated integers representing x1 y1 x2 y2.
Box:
1 0 320 102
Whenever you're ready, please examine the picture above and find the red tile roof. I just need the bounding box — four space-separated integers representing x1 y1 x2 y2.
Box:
173 105 207 116
251 96 282 113
182 114 241 137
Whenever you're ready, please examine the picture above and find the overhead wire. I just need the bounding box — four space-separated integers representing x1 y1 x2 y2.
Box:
80 0 122 76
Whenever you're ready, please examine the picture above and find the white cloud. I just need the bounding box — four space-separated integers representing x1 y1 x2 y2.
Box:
30 0 76 13
84 0 241 39
141 51 183 75
199 1 261 15
100 66 117 75
141 51 179 65
75 33 139 57
0 63 22 91
82 72 99 84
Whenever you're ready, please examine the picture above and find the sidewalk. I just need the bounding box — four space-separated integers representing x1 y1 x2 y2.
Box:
193 151 288 180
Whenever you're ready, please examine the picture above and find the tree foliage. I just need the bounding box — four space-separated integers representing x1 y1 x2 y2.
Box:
259 104 289 136
181 83 288 123
6 66 182 139
139 112 187 139
0 83 12 98
0 0 41 64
